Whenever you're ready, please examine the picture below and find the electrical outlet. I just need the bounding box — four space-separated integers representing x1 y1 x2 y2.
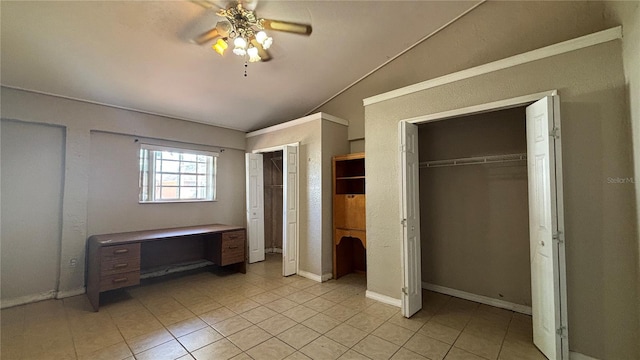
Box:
69 258 77 267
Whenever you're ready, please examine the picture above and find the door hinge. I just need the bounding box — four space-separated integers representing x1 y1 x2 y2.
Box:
402 287 408 295
552 231 564 244
550 127 561 139
556 326 567 338
400 144 407 153
401 219 407 227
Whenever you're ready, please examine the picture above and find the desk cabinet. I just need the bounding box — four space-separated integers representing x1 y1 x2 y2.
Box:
87 224 246 311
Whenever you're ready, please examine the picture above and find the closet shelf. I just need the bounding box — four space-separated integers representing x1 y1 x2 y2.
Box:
420 153 527 168
336 176 366 180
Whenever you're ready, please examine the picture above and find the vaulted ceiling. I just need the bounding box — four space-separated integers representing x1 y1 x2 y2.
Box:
1 1 480 131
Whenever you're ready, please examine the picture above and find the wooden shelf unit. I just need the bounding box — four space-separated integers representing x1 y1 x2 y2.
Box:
332 152 366 279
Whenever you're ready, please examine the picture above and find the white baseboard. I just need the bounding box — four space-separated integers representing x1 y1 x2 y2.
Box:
298 270 323 282
321 273 333 282
56 287 86 299
365 290 402 308
570 352 599 360
1 290 57 309
422 282 532 315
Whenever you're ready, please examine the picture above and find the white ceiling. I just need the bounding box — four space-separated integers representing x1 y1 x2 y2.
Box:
1 1 480 132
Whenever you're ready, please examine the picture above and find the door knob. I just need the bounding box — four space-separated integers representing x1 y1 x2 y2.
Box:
540 240 545 246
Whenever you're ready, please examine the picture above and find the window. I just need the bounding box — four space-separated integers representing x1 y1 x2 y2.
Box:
139 144 217 203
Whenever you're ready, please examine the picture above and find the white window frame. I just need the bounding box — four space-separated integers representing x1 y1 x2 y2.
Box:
139 144 218 203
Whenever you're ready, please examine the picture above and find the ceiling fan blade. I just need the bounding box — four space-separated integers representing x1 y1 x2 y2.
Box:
262 19 312 36
250 39 272 62
193 28 221 45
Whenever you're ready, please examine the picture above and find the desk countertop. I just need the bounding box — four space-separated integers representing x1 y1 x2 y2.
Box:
88 224 245 246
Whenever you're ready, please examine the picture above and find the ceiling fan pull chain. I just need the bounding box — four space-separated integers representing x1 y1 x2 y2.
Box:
244 60 248 77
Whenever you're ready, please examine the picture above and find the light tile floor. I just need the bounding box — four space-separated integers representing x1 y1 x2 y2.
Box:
1 254 546 360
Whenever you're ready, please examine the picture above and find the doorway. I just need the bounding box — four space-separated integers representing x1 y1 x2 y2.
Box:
246 144 299 277
263 151 284 255
399 92 568 360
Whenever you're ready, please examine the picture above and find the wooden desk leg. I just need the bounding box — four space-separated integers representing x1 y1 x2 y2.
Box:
234 261 247 274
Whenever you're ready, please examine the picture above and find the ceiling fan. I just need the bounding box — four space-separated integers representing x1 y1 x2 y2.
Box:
191 0 312 64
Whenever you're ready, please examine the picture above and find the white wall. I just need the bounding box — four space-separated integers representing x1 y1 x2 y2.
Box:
1 87 247 304
1 120 65 304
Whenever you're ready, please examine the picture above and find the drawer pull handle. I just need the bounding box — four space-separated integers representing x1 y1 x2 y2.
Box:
227 235 238 239
113 263 128 269
228 246 239 249
113 249 129 254
112 277 128 283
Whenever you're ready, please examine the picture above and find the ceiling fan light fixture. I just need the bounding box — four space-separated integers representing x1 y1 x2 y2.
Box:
262 36 273 50
213 38 228 55
255 31 267 43
247 46 261 62
233 37 247 56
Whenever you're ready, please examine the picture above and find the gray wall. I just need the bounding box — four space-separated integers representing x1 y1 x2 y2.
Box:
1 120 65 303
321 121 352 275
88 131 245 235
365 40 638 359
605 1 640 340
1 87 247 303
419 108 531 307
246 115 348 278
313 2 639 358
317 1 614 152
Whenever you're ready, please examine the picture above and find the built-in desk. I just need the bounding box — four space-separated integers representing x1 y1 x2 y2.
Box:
86 224 246 311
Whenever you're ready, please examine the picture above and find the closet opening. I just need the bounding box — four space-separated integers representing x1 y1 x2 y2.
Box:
246 143 299 276
418 107 532 314
399 92 568 359
263 151 284 256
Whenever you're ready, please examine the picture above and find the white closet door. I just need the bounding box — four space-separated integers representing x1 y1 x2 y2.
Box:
526 95 568 360
399 121 422 317
246 153 265 263
282 145 299 276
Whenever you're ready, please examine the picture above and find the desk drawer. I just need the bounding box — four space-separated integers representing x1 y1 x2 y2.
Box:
221 231 245 266
99 271 140 292
100 243 140 262
101 258 141 276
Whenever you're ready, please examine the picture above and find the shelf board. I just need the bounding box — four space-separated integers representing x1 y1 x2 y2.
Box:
336 176 365 180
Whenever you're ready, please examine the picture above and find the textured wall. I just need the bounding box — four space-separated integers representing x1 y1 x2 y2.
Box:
317 1 614 145
1 121 65 303
87 131 245 235
321 121 351 276
365 41 638 359
604 3 640 351
1 87 247 300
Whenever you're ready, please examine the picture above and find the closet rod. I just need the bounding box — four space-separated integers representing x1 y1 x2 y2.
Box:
420 153 527 168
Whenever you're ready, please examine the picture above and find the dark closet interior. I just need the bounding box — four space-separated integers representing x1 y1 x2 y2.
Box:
263 151 283 253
